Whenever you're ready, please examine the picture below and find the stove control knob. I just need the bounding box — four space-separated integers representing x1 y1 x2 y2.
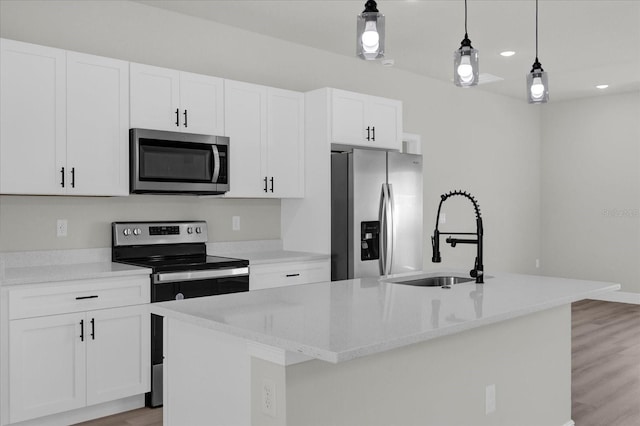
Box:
195 227 202 234
123 228 132 236
133 228 141 236
187 227 193 234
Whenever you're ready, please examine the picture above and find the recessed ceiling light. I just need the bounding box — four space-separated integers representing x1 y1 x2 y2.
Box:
500 51 516 57
596 84 609 89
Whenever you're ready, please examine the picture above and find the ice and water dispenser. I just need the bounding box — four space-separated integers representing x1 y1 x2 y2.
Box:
360 221 380 261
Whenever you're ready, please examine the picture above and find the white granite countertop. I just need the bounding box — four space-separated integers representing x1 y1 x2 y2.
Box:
0 262 151 287
206 240 329 265
151 271 620 363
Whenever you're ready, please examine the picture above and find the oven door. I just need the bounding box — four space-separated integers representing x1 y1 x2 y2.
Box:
130 128 229 195
148 267 248 407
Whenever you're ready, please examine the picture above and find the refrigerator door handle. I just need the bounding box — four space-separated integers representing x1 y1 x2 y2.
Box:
379 183 388 275
387 183 395 275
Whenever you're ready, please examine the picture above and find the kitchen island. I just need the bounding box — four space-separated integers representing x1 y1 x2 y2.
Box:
151 272 619 426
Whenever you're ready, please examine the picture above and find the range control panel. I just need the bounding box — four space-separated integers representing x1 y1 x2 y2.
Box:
113 221 207 246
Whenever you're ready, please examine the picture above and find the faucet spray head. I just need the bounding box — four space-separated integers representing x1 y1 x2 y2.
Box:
431 232 442 263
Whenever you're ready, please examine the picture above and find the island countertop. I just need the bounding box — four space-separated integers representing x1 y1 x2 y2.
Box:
151 271 619 363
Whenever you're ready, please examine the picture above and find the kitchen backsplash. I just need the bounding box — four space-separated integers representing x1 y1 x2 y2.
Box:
0 195 281 252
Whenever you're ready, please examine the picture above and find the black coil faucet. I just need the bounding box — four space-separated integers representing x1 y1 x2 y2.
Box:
431 190 484 284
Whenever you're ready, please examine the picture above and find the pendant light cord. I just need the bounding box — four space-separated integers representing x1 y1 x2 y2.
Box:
464 0 468 37
535 0 539 60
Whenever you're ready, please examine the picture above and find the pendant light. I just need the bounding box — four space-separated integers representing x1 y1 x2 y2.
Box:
356 0 385 60
453 0 479 87
526 0 549 103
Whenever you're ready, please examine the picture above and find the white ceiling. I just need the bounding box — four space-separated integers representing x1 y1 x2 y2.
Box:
135 0 640 102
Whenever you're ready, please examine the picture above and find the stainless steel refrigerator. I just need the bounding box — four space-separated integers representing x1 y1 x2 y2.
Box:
331 149 423 280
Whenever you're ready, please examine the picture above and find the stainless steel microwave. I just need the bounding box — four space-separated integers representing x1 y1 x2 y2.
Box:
130 128 229 195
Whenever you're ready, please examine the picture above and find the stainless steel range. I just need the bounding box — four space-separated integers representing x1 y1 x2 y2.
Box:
112 221 249 407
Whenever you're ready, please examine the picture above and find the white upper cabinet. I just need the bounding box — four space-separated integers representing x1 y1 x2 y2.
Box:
330 88 402 150
0 38 129 196
130 63 224 136
67 52 129 196
224 80 267 198
267 88 305 197
0 38 66 195
224 80 304 198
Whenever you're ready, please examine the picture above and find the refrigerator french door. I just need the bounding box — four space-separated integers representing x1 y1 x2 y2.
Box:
331 149 423 280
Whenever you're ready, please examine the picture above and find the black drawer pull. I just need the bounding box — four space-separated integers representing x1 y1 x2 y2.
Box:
80 319 84 342
90 318 95 340
264 176 268 192
71 167 75 188
183 109 188 127
175 108 180 127
286 273 300 277
60 167 65 187
75 295 99 300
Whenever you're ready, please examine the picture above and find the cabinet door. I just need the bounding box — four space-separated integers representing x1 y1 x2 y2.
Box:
179 71 224 136
267 88 304 198
331 89 367 146
86 306 150 406
9 313 86 423
67 52 129 196
0 38 66 195
224 80 267 197
367 97 402 150
130 63 180 131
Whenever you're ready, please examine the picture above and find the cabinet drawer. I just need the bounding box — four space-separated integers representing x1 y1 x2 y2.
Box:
9 276 150 320
250 259 329 291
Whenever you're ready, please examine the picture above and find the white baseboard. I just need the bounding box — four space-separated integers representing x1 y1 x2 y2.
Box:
562 420 575 426
589 291 640 305
9 394 144 426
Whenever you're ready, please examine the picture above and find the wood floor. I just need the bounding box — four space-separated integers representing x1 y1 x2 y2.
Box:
571 300 640 426
75 300 640 426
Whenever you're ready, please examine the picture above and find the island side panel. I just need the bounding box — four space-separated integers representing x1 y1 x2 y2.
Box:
163 317 251 426
283 305 572 426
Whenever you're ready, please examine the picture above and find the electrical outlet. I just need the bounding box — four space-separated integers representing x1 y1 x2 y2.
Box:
232 216 241 231
262 378 277 417
56 219 68 237
485 384 496 414
535 259 540 268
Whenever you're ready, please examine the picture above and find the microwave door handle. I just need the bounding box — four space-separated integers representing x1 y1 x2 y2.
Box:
211 145 220 183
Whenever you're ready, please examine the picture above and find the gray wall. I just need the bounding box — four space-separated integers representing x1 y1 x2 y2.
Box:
541 91 640 293
2 1 541 275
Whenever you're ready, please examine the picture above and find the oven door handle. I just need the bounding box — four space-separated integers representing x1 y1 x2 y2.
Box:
153 267 249 284
211 145 221 184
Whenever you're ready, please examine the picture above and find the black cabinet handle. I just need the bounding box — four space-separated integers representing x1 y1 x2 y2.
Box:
90 318 95 340
286 273 300 277
175 108 180 127
75 295 99 300
366 126 371 141
270 177 274 193
80 319 84 342
183 110 188 127
60 167 65 187
264 176 268 193
71 167 75 188
372 126 376 141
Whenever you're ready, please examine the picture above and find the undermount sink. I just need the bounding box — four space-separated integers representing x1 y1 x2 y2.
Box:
389 275 474 287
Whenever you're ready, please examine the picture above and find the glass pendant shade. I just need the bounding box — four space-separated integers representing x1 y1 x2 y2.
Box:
526 61 549 103
356 1 385 60
454 43 479 87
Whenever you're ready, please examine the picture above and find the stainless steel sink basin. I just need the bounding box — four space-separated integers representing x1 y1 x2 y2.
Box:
390 275 474 287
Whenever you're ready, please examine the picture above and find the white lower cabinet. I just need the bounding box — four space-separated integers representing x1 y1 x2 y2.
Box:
6 277 150 424
9 313 87 423
250 259 330 291
8 306 149 424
